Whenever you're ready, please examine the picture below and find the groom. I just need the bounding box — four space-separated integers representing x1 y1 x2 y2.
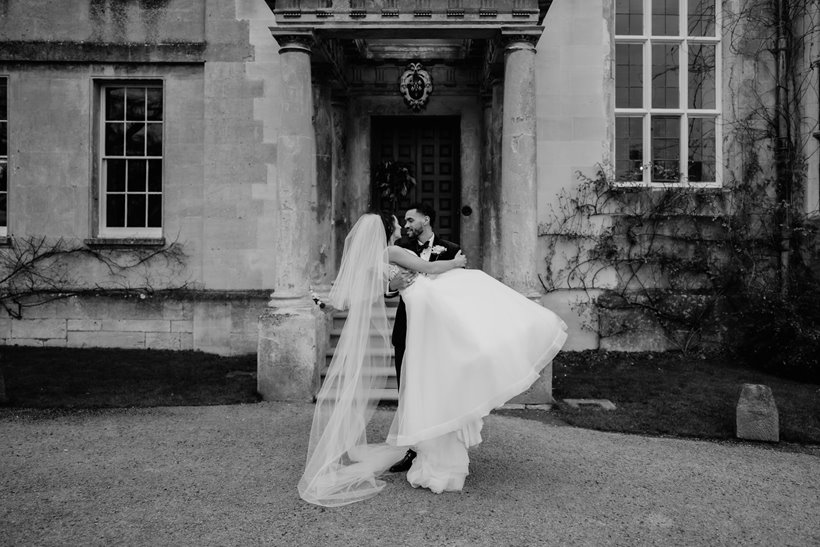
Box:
386 201 461 473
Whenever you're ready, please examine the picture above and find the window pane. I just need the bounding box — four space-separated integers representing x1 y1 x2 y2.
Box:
105 123 124 156
688 0 716 36
616 44 643 108
148 159 162 192
105 87 124 121
0 162 6 192
147 195 162 228
106 194 126 227
106 159 126 192
652 0 679 36
102 84 164 231
147 88 163 121
615 0 643 35
616 117 644 181
125 87 146 121
652 44 679 108
688 44 716 109
127 159 146 192
0 194 6 227
0 121 6 156
688 117 716 182
0 79 6 120
651 116 681 182
125 123 145 156
146 123 162 156
126 194 146 228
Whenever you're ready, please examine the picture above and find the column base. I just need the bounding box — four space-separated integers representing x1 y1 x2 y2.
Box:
257 300 328 402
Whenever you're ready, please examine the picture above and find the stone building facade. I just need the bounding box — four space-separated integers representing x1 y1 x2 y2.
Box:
0 1 818 400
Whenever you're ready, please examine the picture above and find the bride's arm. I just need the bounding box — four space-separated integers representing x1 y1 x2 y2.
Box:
388 246 466 274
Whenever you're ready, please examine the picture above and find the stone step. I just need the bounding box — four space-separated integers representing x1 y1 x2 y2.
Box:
328 329 393 349
325 347 396 365
319 388 399 402
332 304 398 329
323 304 401 400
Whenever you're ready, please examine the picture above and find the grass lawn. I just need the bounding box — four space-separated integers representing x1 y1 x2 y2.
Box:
547 351 820 445
0 346 258 408
2 346 819 446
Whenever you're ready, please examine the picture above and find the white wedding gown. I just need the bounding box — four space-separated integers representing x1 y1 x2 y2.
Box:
386 264 568 493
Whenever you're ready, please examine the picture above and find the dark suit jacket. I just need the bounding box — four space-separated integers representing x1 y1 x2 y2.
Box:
390 234 461 349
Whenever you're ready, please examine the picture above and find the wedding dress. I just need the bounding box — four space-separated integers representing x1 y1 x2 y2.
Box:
298 214 567 506
386 258 568 493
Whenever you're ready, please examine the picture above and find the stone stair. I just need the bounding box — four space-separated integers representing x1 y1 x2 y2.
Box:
323 298 400 401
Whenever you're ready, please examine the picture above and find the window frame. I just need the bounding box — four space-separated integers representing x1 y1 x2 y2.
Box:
614 0 722 188
95 79 165 239
0 75 8 238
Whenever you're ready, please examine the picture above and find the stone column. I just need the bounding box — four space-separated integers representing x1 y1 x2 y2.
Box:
481 78 503 278
497 32 553 405
331 95 350 274
499 33 540 296
258 31 325 402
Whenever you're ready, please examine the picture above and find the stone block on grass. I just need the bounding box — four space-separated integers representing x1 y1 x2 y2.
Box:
736 383 779 442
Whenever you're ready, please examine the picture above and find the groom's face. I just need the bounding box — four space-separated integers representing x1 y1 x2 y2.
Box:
403 209 428 240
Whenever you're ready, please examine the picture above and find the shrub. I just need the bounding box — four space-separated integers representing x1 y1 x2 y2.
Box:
726 278 820 384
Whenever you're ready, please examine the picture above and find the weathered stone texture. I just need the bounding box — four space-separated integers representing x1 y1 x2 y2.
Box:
68 331 147 349
0 0 205 43
102 319 172 333
257 305 325 402
736 384 780 442
145 332 195 351
10 319 67 341
0 294 266 356
509 362 554 405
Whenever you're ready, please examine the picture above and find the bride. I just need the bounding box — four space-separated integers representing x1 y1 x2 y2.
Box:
298 212 568 506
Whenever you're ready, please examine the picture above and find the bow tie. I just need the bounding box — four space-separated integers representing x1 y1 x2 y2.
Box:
417 240 431 251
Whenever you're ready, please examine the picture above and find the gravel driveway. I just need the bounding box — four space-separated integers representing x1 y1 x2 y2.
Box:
1 403 818 546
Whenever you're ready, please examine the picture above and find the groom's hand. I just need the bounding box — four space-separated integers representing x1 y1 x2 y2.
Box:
389 271 417 293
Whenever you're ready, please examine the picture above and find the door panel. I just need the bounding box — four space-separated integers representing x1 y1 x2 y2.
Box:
372 116 461 243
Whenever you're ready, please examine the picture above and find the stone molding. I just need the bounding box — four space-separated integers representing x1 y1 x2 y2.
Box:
265 1 552 25
499 30 541 50
83 237 166 248
0 41 206 64
270 30 316 54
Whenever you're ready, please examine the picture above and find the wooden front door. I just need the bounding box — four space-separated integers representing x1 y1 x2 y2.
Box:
371 116 461 243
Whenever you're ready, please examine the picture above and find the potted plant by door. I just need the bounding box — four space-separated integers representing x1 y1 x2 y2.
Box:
374 160 416 211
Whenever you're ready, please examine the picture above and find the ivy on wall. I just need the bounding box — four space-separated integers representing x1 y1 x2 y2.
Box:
540 0 820 381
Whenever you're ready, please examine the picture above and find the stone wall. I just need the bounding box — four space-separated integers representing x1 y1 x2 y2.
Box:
0 292 268 356
0 0 285 354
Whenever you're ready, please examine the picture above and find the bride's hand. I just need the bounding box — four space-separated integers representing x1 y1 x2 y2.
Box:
453 250 467 269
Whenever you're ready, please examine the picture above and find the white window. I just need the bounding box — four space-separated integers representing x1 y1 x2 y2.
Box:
614 0 721 186
99 83 163 237
0 77 7 237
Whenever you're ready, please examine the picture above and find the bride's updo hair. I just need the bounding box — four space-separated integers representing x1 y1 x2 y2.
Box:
369 210 396 242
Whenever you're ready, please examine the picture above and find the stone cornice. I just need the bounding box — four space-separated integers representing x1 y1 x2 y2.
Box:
0 41 206 64
265 0 549 37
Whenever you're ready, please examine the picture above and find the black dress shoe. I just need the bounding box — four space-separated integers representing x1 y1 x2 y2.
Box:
388 449 417 473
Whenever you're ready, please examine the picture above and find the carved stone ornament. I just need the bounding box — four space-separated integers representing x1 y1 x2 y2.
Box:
399 62 433 112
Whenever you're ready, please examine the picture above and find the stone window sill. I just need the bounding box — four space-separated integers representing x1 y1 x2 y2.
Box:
84 237 166 248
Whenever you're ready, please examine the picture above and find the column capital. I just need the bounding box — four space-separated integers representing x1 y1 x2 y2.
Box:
270 28 316 54
500 29 541 52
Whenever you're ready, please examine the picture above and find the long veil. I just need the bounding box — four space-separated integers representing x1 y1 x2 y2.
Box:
298 214 405 507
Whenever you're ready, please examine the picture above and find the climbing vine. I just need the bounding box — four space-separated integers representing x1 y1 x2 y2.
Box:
541 1 820 381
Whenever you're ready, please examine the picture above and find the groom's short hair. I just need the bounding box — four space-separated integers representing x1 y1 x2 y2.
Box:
408 202 436 226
